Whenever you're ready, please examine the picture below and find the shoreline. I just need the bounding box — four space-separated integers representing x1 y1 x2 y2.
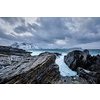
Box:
0 45 100 84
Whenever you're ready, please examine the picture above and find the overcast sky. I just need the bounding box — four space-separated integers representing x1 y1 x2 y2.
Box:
0 17 100 49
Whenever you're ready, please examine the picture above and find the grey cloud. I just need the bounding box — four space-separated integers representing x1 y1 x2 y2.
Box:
0 17 25 25
28 23 39 30
12 17 100 47
0 17 100 49
13 23 39 34
36 17 68 31
77 34 100 44
29 17 71 43
12 17 71 44
14 25 29 33
0 27 14 40
75 17 100 34
0 25 28 43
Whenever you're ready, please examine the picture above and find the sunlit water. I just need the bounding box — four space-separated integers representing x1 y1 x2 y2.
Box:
27 49 100 76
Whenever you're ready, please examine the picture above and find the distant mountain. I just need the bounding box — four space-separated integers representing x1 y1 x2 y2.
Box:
62 47 82 49
11 42 41 50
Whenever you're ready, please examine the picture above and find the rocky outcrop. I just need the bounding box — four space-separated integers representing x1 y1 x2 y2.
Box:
77 67 100 84
0 45 91 84
64 49 100 84
0 50 60 84
64 50 82 70
54 75 88 84
0 45 31 56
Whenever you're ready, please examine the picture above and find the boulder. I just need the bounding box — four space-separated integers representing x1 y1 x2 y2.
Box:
64 49 100 84
64 50 82 70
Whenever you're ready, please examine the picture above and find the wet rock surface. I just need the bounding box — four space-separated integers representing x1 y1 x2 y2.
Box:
0 45 91 84
64 49 100 84
64 50 82 70
54 75 88 84
0 45 31 56
0 46 61 84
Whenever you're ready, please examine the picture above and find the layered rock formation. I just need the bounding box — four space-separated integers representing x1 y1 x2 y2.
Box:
0 46 60 84
0 45 31 56
0 45 91 84
64 49 100 84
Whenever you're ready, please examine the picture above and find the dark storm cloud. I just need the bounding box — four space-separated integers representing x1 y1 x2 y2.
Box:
0 27 14 40
12 17 100 46
13 23 39 33
0 17 100 48
14 17 72 44
31 17 100 45
71 17 100 45
12 18 70 44
77 35 100 44
14 25 29 33
0 17 25 25
78 17 100 34
0 24 30 43
28 23 39 30
36 17 68 30
33 18 71 43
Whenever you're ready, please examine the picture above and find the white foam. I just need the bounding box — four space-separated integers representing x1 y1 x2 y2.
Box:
30 50 77 76
31 51 43 56
56 53 77 76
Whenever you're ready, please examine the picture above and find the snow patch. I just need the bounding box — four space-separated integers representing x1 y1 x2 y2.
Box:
11 42 41 50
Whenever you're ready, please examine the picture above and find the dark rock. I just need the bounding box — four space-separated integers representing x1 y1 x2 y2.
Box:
54 75 88 84
0 64 10 67
89 55 100 71
64 50 82 70
0 45 32 56
0 52 60 84
54 52 61 57
80 49 90 62
77 67 100 84
64 49 100 84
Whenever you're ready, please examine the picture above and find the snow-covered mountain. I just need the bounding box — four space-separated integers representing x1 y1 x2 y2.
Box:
11 42 41 50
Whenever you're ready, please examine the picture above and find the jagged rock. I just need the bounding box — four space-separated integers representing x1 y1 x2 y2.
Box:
64 49 100 84
54 75 88 84
64 50 82 70
64 49 93 71
80 49 90 63
0 45 32 56
0 45 95 84
77 67 100 84
0 52 60 84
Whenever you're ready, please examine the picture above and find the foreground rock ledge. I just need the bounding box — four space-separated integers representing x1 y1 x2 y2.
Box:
0 50 61 84
0 45 89 84
64 49 100 84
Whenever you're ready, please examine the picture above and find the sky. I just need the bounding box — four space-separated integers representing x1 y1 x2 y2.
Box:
0 17 100 49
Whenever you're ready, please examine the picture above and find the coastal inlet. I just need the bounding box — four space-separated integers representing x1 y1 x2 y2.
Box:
0 46 100 84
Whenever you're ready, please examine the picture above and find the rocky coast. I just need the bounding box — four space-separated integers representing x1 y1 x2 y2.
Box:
0 46 61 84
64 49 100 84
0 45 99 84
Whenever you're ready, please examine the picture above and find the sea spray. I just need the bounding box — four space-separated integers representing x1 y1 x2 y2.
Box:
55 53 77 76
27 49 100 76
29 49 77 76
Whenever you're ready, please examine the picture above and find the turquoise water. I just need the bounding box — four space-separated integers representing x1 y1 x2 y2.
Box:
27 49 100 76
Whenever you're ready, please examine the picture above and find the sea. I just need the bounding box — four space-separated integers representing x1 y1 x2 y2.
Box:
27 49 100 77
